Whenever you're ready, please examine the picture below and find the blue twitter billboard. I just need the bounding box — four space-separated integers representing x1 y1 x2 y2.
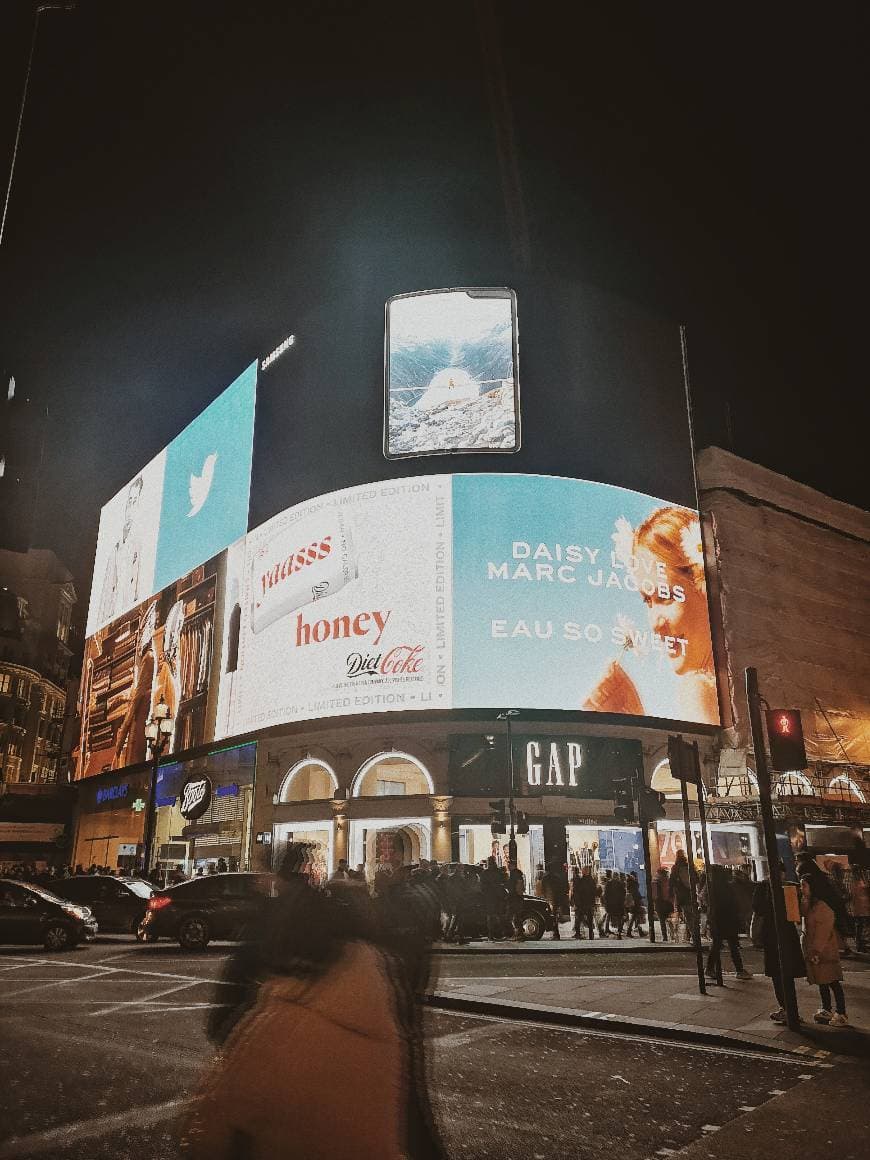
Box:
86 361 257 637
153 362 257 592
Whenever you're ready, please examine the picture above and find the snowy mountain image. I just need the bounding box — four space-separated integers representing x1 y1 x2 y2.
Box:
386 290 518 456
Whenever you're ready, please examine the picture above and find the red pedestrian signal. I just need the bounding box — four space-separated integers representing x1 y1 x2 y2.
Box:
765 709 807 772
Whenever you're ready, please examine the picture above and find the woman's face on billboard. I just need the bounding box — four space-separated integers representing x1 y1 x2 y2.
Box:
637 552 710 675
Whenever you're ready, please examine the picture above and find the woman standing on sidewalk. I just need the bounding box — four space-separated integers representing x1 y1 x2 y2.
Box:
801 874 849 1026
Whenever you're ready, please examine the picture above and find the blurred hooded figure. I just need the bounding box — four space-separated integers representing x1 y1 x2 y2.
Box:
182 843 445 1160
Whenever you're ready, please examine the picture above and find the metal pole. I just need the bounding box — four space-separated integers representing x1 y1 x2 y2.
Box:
506 715 517 871
640 817 656 944
141 748 160 873
1 4 76 250
694 748 723 985
680 776 707 995
746 667 801 1030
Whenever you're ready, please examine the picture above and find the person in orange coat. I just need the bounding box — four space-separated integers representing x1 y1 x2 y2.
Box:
182 844 444 1160
801 874 849 1027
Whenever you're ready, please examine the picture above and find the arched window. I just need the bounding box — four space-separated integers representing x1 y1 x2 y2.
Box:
827 774 866 804
716 768 759 798
351 751 434 798
650 758 698 802
278 758 339 803
774 770 815 797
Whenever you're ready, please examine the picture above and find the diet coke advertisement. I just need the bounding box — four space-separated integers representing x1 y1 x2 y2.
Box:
216 476 453 736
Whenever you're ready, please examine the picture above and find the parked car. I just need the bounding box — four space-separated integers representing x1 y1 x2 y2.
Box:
443 864 556 940
138 872 277 950
51 875 154 934
0 879 99 951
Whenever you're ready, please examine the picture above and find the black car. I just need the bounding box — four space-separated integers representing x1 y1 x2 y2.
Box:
0 879 99 951
138 872 276 950
444 864 556 941
51 875 154 934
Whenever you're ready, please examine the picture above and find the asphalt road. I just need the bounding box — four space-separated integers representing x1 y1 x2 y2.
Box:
0 941 864 1160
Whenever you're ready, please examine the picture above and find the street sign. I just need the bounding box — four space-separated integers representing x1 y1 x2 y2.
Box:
667 735 701 785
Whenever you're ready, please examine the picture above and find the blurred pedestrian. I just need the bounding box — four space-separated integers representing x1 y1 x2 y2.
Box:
652 868 674 941
850 866 870 953
571 866 597 939
752 863 806 1024
185 843 445 1159
481 856 507 940
625 872 645 937
603 870 626 938
705 867 752 980
670 849 695 942
801 874 849 1026
540 862 568 940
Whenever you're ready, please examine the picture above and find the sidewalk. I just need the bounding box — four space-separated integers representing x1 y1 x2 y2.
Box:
430 958 870 1058
435 935 698 953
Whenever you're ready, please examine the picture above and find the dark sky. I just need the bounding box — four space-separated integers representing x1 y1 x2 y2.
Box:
1 1 865 607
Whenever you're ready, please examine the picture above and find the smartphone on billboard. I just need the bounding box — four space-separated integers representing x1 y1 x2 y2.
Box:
383 287 520 459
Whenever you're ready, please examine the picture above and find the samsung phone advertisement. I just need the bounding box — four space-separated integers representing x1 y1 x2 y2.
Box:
384 288 520 459
85 361 258 637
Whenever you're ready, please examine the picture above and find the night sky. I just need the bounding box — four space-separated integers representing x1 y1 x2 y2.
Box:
0 1 864 611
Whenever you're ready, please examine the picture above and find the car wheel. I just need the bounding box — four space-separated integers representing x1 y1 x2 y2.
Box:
521 912 545 940
178 916 210 951
44 923 76 952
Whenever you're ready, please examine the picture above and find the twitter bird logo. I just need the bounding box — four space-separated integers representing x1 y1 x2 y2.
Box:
188 452 218 517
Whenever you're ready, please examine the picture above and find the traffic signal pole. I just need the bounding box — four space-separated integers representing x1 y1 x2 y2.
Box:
745 667 801 1031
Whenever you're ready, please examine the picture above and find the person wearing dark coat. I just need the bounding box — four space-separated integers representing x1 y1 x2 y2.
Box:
539 863 569 939
571 867 597 939
603 873 626 938
752 867 806 1024
705 867 752 979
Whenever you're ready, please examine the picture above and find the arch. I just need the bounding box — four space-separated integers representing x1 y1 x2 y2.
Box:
828 774 866 804
774 770 815 797
350 750 434 797
650 757 698 802
278 757 339 803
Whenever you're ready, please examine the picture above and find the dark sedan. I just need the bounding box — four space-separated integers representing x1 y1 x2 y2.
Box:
0 879 99 951
51 875 154 934
138 872 276 950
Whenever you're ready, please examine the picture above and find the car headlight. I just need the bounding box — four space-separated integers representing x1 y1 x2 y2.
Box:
61 904 89 921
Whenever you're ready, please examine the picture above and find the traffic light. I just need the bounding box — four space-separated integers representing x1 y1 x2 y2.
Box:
489 799 506 835
765 709 808 772
612 777 635 823
516 811 529 835
639 785 667 821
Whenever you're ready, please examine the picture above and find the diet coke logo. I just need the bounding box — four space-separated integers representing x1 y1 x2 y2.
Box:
346 644 424 679
180 776 212 821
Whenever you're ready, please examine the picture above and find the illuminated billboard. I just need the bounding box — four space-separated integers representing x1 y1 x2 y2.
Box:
86 361 258 637
451 474 719 725
217 473 717 740
217 477 453 738
384 288 519 459
77 472 717 778
77 553 224 778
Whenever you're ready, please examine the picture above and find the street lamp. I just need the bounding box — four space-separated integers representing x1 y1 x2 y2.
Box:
141 699 174 874
497 710 520 870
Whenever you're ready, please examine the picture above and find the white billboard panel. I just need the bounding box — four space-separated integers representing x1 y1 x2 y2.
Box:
217 476 453 737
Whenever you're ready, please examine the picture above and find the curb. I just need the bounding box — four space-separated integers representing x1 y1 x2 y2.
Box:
424 990 831 1059
433 941 704 955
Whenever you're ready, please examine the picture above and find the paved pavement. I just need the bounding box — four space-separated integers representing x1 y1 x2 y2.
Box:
433 952 870 1057
3 941 863 1159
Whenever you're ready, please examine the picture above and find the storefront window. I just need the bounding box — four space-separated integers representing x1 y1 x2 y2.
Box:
278 758 338 803
351 751 433 797
651 758 698 801
272 822 332 884
349 818 432 884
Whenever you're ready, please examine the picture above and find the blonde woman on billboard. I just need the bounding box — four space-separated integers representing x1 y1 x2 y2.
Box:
150 599 186 750
582 506 718 724
113 601 158 769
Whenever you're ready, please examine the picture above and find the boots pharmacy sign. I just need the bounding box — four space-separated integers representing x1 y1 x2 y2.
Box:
180 776 212 821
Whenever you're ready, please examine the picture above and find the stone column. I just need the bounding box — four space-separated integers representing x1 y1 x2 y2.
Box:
432 795 453 863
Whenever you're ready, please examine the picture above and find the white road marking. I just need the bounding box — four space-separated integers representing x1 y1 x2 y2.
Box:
5 955 233 985
90 980 202 1017
432 1020 513 1049
3 967 116 999
0 1098 186 1158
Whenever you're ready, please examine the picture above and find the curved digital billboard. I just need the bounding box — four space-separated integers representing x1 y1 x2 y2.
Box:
215 472 718 740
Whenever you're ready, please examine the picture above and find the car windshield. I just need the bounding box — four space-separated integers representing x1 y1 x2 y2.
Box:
122 880 153 899
21 883 67 906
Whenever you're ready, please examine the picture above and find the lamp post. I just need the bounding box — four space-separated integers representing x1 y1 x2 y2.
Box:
497 710 520 870
141 698 174 875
